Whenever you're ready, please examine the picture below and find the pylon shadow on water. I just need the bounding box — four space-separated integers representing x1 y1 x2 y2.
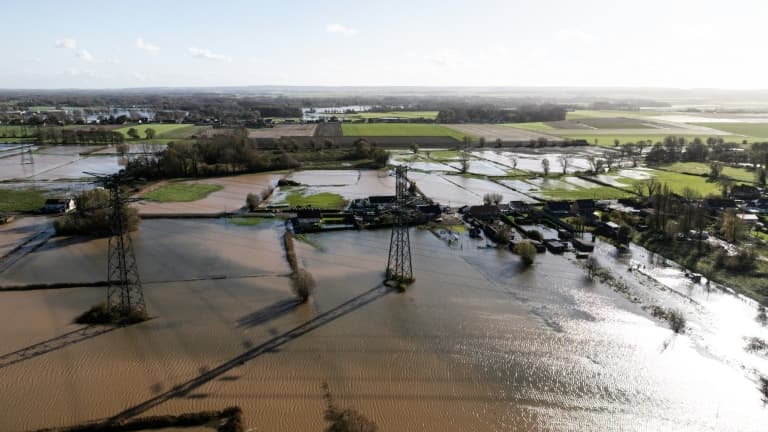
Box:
0 325 120 370
109 284 393 423
236 298 303 328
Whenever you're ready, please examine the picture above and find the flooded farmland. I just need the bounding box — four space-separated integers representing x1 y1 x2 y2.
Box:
2 166 768 431
1 220 768 431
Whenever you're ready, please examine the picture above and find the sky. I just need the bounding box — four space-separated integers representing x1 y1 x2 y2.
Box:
1 0 766 89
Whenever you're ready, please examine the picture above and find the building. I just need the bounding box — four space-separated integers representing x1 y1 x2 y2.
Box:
368 195 397 210
731 184 761 200
544 201 572 217
737 213 759 228
468 204 500 221
42 198 76 214
294 209 322 232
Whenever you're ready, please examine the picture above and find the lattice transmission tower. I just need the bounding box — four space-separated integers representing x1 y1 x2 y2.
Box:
86 171 146 317
385 165 414 286
19 142 34 165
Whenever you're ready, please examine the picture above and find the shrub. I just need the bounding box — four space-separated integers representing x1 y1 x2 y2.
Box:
514 241 537 266
246 193 260 211
667 309 686 334
54 189 139 236
526 229 543 242
292 269 316 303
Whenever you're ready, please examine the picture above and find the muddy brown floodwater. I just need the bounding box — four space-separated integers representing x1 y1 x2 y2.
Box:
1 220 767 431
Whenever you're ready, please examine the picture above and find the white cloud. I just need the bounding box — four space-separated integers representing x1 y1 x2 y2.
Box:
553 29 594 44
188 47 232 62
326 23 357 36
77 49 93 62
55 38 77 49
136 37 160 55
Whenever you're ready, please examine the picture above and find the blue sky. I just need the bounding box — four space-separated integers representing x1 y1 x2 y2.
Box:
1 0 766 89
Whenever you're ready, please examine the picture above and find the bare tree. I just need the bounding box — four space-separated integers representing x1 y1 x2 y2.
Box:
557 154 572 175
541 158 550 176
483 192 503 205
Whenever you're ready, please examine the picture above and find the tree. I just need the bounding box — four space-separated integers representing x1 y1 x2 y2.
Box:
557 154 572 174
510 157 518 170
514 241 537 266
584 256 599 280
246 192 260 211
460 151 470 173
478 137 486 148
720 208 746 243
709 161 724 179
757 167 767 186
483 192 503 205
144 127 156 140
495 138 502 148
410 142 419 154
541 158 550 176
126 127 140 140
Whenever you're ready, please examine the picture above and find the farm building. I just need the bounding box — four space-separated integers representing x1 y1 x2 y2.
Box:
544 201 572 217
730 184 761 200
42 198 76 214
737 213 759 227
294 209 322 232
468 205 500 221
368 195 397 210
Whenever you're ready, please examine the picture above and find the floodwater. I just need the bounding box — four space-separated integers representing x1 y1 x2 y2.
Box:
270 170 395 205
1 221 768 430
408 171 539 206
0 145 122 182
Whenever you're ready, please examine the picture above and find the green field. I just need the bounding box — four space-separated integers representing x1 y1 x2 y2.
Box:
659 162 756 183
503 122 554 131
693 123 768 139
341 123 467 140
228 217 266 226
0 189 46 212
0 125 34 138
345 111 438 120
285 191 345 208
144 183 223 202
541 185 633 200
114 124 194 139
566 110 669 120
554 134 755 147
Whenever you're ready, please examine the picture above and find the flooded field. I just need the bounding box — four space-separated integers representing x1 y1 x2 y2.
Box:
134 173 283 215
270 170 395 205
408 171 536 206
0 145 122 182
1 220 767 431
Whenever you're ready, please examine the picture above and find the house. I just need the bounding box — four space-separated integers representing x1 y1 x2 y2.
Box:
704 198 737 214
544 200 572 217
571 237 595 252
468 204 500 221
731 184 761 200
573 199 597 221
737 213 759 227
42 198 76 214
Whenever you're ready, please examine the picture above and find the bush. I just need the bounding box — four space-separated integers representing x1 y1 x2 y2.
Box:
54 189 139 236
667 309 686 334
526 229 543 242
246 193 260 211
292 269 316 303
75 302 148 325
514 241 537 266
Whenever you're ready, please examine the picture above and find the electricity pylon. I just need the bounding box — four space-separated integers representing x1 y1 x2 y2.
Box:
20 142 34 165
385 165 413 286
86 171 146 318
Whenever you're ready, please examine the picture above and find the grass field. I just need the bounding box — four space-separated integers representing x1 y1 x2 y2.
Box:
0 125 34 137
341 123 467 140
503 122 554 131
659 162 756 183
144 183 223 202
0 189 46 212
541 185 633 200
285 191 345 208
228 217 265 226
554 134 755 147
345 111 438 120
566 110 669 120
114 124 193 139
693 123 768 139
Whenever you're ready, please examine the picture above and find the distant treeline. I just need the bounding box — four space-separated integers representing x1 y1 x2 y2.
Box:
435 104 567 124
